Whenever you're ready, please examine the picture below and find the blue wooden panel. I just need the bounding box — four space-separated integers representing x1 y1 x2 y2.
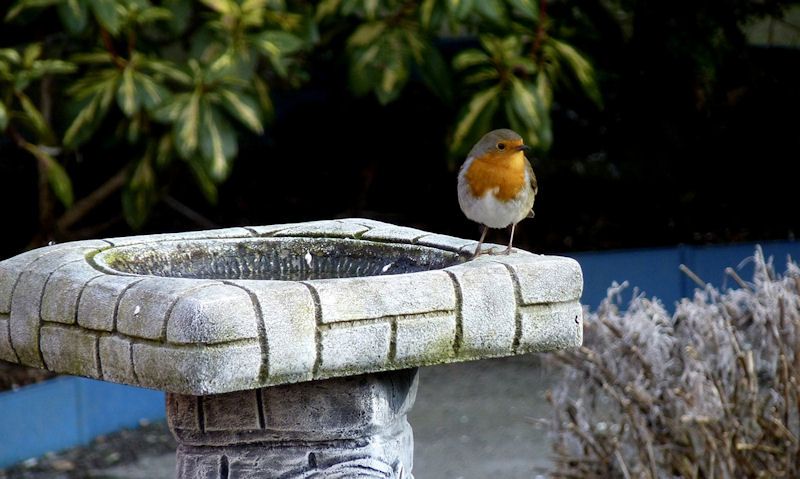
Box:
689 241 800 293
0 377 165 468
569 248 683 308
0 377 81 467
76 378 165 441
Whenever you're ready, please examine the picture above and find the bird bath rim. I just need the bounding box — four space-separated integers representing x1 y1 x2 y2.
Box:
0 218 583 395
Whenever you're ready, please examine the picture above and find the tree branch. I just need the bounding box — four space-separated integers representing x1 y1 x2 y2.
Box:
56 166 129 232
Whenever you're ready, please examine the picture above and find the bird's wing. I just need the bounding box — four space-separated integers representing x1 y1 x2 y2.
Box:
526 158 537 218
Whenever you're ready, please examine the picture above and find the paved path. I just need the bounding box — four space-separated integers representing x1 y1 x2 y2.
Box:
94 354 556 478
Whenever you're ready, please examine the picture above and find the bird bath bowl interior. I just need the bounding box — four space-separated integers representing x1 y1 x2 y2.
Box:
94 237 465 281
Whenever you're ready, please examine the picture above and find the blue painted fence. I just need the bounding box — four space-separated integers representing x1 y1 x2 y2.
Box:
0 377 164 467
571 240 800 308
1 239 798 468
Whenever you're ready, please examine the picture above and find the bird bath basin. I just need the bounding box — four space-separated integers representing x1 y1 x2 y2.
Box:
0 219 583 478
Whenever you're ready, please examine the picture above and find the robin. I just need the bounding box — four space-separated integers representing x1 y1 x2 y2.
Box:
457 129 537 256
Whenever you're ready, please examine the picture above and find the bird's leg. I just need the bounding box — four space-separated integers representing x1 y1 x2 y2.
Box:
503 223 517 255
473 225 489 257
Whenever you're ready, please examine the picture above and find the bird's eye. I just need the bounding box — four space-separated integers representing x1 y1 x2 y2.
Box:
497 143 506 150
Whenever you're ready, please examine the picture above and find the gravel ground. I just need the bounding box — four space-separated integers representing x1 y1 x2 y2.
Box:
0 355 556 479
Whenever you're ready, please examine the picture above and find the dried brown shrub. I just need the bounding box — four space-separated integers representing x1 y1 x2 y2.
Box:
549 248 800 478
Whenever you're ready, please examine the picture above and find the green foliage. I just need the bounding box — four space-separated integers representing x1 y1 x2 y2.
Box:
1 0 600 229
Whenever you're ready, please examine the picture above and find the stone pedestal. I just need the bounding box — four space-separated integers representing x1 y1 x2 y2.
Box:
169 369 417 479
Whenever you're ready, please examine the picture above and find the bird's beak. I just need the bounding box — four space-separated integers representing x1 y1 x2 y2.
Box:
515 144 531 152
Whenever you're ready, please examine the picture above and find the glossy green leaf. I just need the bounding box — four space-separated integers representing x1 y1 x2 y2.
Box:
448 0 475 20
536 71 552 110
57 0 89 34
550 39 602 107
315 0 341 21
155 133 174 168
0 102 8 131
420 0 436 28
452 85 501 154
199 103 237 181
135 72 170 110
347 22 386 47
137 6 172 24
122 156 156 230
30 59 77 76
174 90 201 158
453 49 491 71
253 30 304 77
363 0 378 19
253 77 274 121
63 72 119 147
506 0 537 21
0 49 21 64
508 77 551 149
89 0 124 35
199 0 236 14
117 65 137 116
142 58 192 85
253 31 305 56
24 143 74 207
70 51 115 64
219 90 263 133
17 91 55 143
22 43 42 67
474 0 507 25
152 92 189 123
463 67 499 85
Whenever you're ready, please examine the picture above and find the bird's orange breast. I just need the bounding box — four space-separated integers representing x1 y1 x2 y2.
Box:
465 151 526 201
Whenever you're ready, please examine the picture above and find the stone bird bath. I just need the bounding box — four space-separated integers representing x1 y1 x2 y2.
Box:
0 219 582 478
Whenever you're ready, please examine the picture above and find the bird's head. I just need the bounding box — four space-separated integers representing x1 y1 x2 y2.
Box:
467 129 531 164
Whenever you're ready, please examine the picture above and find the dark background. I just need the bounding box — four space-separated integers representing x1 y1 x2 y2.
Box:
2 4 799 259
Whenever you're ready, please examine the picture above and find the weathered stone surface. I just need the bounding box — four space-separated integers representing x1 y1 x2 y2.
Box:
78 275 145 331
202 391 262 432
415 233 476 252
273 220 369 239
0 219 582 394
311 271 456 323
40 325 98 377
117 278 219 340
41 261 104 325
169 370 417 478
360 225 428 243
495 255 583 304
0 240 108 313
446 260 516 357
105 227 252 247
319 322 392 376
0 314 15 362
9 243 108 367
166 284 259 344
518 302 583 352
229 280 317 383
132 341 262 394
394 312 457 365
98 335 137 384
